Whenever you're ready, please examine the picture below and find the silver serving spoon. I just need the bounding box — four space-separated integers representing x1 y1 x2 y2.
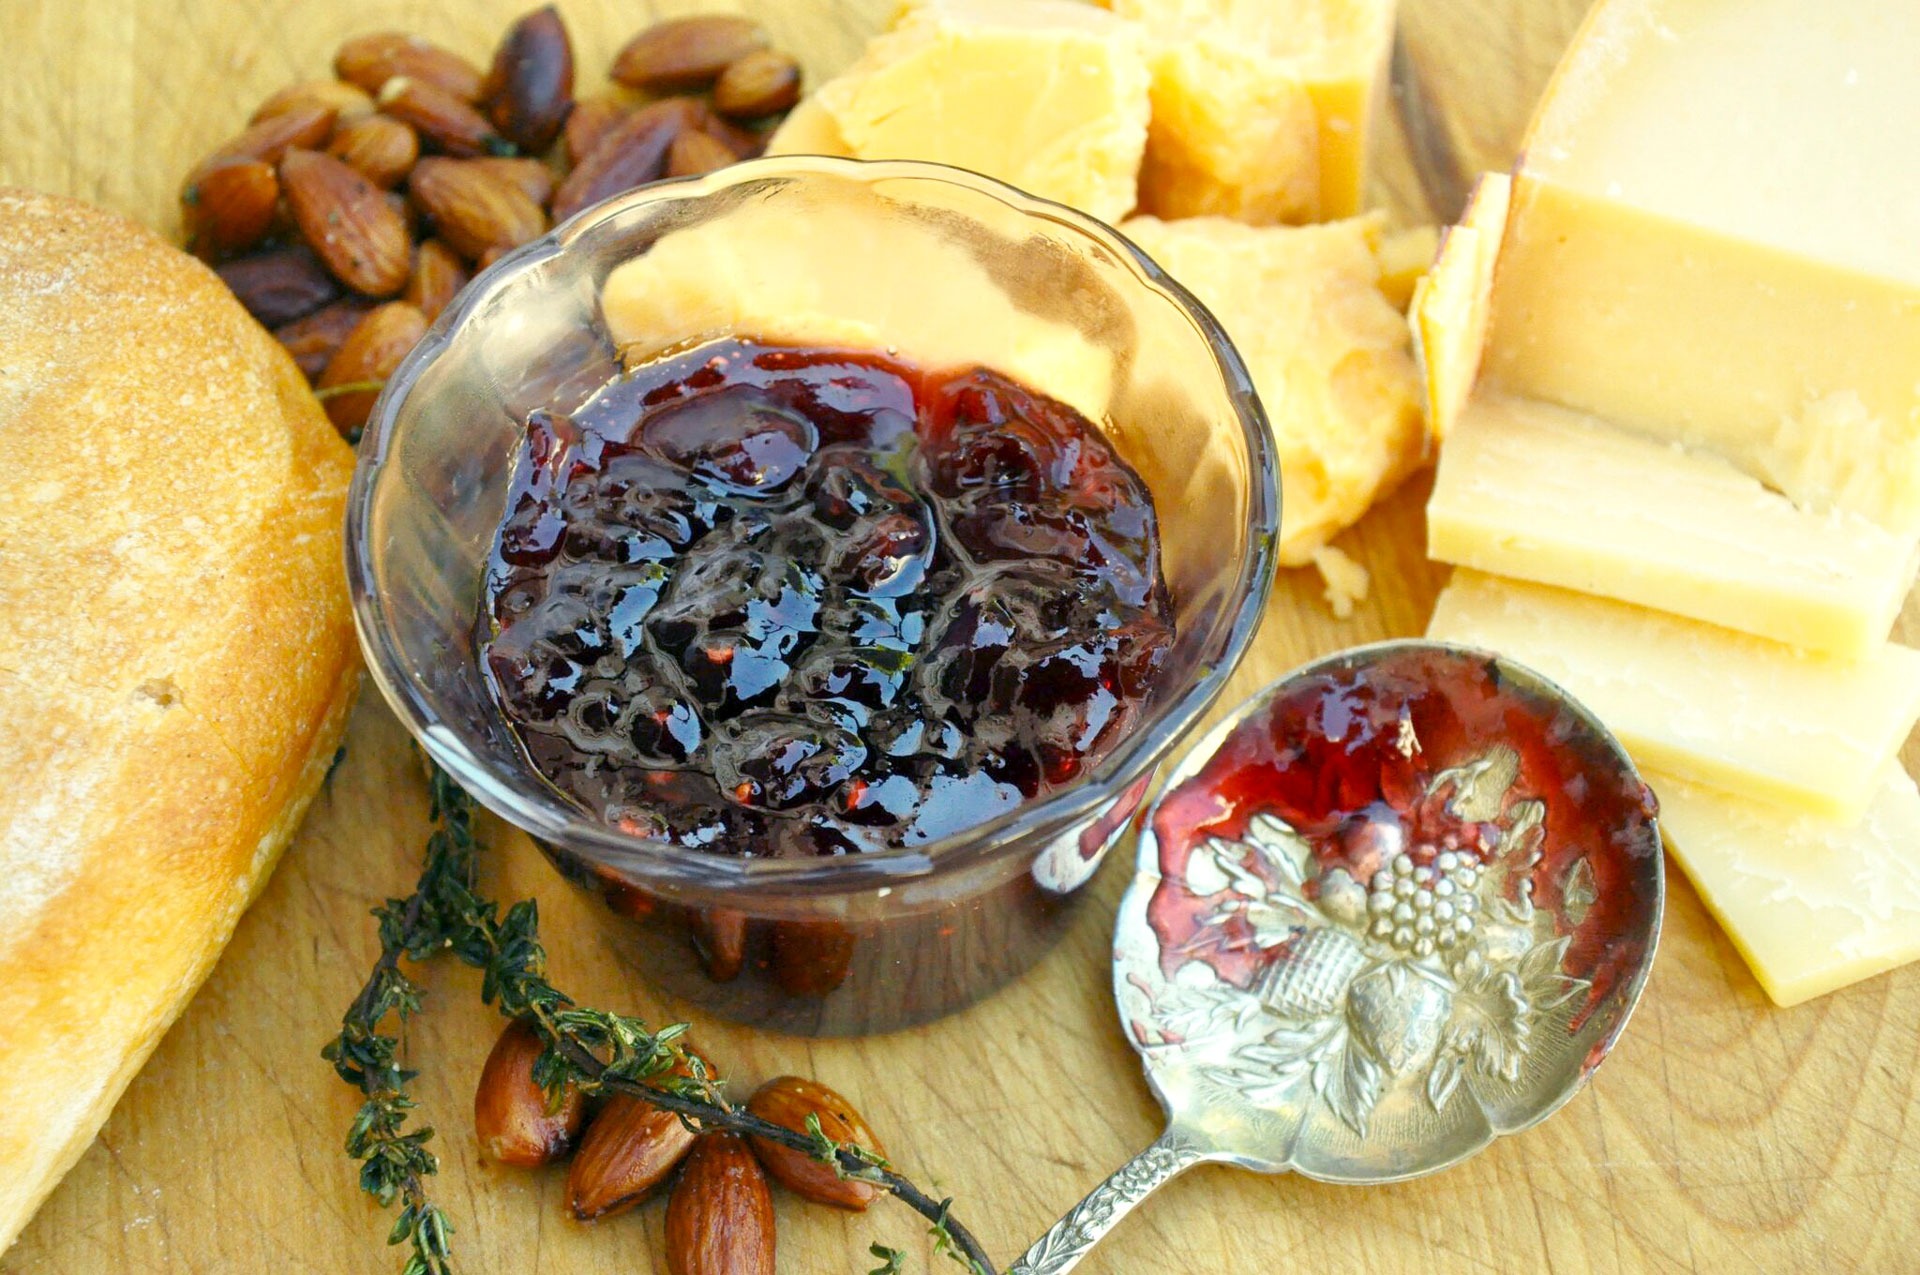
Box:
1009 640 1664 1274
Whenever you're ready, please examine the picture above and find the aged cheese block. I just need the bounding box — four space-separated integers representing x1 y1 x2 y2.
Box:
1372 223 1437 311
1486 0 1920 532
1427 394 1920 658
786 0 1150 225
1425 570 1920 822
1108 0 1396 224
1119 213 1423 565
1411 171 1507 443
1653 768 1920 1007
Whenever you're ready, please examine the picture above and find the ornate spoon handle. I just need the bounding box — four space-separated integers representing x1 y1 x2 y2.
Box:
1005 1128 1212 1275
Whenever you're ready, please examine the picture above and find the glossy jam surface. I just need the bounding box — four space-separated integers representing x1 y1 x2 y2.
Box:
481 339 1174 858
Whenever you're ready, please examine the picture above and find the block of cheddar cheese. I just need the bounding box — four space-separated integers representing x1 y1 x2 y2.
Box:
782 0 1150 226
1109 0 1396 224
1427 394 1920 658
1120 213 1424 565
1486 0 1920 533
1425 570 1920 822
1654 768 1920 1007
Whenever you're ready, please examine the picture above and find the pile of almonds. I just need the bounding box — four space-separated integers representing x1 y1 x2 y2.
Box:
476 1020 885 1274
180 9 803 439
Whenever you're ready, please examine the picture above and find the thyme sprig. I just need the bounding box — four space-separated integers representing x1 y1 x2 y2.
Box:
327 761 996 1275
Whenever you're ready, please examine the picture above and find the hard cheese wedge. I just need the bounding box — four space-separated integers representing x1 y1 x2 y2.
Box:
1109 0 1396 224
1411 171 1508 443
1120 213 1423 565
1426 570 1920 821
1428 394 1920 658
1653 768 1920 1007
796 0 1150 225
1486 0 1920 533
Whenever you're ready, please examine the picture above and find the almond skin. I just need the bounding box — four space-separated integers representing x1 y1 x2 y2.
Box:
745 1076 886 1211
689 907 747 981
273 299 373 381
251 79 374 126
612 15 768 93
473 1018 587 1166
317 301 427 436
665 1136 775 1275
183 158 278 258
281 147 412 296
336 32 484 101
551 97 700 222
483 4 573 153
770 919 854 997
215 243 340 327
666 130 738 178
379 76 506 158
469 156 554 208
191 103 337 186
566 1047 713 1220
712 51 801 121
327 115 419 188
563 97 628 169
403 239 469 323
408 157 547 262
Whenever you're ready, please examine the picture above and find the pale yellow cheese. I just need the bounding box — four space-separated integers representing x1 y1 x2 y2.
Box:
800 0 1150 225
1425 570 1920 822
1120 213 1424 564
1653 767 1920 1007
1372 223 1437 311
1110 0 1396 224
1488 0 1920 533
599 183 1115 421
1427 394 1920 658
1310 544 1370 618
763 94 851 158
1411 171 1508 443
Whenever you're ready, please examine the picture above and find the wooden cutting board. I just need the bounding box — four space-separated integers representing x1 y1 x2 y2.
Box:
3 1 1916 1271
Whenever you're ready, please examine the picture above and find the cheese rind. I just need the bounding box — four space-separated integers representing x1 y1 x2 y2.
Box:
1411 171 1508 442
1120 213 1424 564
1427 394 1919 658
1653 768 1920 1007
1425 571 1920 821
802 0 1150 225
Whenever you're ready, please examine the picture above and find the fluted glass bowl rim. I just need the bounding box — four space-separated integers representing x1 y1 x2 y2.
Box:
345 155 1279 893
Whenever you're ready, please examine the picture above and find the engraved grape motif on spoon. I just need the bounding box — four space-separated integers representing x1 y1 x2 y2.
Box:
1008 642 1664 1274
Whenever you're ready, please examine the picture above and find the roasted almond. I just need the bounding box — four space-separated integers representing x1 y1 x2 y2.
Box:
215 243 341 327
379 76 506 158
317 301 427 436
703 114 766 160
769 919 854 997
712 51 800 121
551 97 700 223
567 1095 698 1220
745 1076 886 1211
469 156 554 208
482 4 573 153
327 114 419 188
408 157 547 262
563 97 628 169
192 102 337 184
665 1136 775 1275
281 147 412 295
473 1017 586 1166
689 907 747 981
336 32 484 101
666 130 738 178
250 79 374 126
403 238 469 323
612 15 768 93
273 298 373 381
183 158 278 257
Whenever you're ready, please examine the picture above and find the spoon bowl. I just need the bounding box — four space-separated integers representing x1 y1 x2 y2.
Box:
1010 640 1664 1272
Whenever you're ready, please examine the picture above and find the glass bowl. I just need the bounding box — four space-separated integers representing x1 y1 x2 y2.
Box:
346 157 1279 1036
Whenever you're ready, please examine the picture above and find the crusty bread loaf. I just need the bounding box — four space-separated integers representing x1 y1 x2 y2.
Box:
0 189 360 1249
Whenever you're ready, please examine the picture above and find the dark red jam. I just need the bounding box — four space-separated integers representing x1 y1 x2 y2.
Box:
481 338 1175 858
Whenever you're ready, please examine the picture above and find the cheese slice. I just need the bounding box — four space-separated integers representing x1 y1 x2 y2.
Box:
1411 171 1508 443
1653 767 1920 1007
1120 213 1424 565
1428 394 1920 658
1372 223 1437 311
1110 0 1396 223
800 0 1151 225
1486 0 1920 533
1425 570 1920 821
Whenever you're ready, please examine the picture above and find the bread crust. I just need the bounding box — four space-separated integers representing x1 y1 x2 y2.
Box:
0 189 360 1249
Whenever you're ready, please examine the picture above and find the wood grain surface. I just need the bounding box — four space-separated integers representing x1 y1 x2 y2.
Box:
4 1 1918 1271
